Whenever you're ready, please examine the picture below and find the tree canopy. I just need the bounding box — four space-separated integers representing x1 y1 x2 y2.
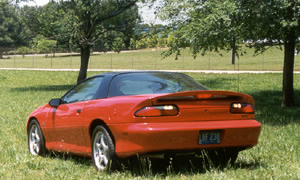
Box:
0 0 29 58
158 0 300 107
22 0 141 83
21 2 73 49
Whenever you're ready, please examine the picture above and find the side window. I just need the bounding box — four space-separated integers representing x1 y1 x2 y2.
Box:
62 76 103 104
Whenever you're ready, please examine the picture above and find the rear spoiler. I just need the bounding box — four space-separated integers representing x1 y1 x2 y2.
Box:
151 90 253 104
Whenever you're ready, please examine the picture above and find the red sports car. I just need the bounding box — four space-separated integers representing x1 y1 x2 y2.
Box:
27 71 261 171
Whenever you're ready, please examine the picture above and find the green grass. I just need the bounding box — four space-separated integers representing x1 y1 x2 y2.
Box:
0 70 299 179
1 47 300 71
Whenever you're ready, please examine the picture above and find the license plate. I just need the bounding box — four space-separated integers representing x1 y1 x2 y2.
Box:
198 131 221 144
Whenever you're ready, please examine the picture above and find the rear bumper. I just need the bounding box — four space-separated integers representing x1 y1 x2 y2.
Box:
109 120 261 158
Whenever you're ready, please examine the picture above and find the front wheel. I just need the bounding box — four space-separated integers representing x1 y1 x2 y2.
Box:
91 126 115 171
27 119 46 156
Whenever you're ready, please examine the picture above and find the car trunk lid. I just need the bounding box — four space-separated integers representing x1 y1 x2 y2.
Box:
147 90 255 121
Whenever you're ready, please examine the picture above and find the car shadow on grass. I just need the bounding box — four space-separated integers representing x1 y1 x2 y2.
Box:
114 155 264 177
11 85 74 92
45 152 263 177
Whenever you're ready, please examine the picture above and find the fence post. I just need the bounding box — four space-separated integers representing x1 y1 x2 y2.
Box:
110 52 113 69
14 48 16 68
182 48 185 70
297 50 299 68
132 50 134 69
155 47 157 70
32 49 34 68
69 48 72 69
208 51 211 70
262 49 264 70
50 49 53 69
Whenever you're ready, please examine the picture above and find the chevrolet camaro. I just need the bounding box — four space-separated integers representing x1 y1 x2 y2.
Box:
27 71 261 171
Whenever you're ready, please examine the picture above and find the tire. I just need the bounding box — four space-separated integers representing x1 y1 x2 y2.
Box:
207 148 239 167
27 119 46 156
91 126 115 171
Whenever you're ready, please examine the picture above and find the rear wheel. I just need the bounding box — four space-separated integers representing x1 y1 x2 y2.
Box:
27 119 46 156
91 126 115 171
207 148 239 167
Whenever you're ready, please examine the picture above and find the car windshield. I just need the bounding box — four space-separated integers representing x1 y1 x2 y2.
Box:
108 72 208 97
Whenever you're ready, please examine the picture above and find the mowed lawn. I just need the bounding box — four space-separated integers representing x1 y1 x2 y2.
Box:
1 46 300 71
0 70 299 179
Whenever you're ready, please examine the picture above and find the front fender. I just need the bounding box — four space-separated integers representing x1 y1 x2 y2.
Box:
26 104 53 144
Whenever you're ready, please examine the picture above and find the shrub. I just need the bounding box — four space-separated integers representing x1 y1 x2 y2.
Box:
112 37 126 53
17 46 32 57
36 39 56 54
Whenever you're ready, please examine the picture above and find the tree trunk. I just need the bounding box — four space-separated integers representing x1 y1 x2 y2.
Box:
231 47 235 65
77 46 91 84
231 37 236 65
281 32 295 107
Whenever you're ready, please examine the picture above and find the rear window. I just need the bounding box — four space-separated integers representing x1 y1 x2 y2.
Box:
108 72 208 97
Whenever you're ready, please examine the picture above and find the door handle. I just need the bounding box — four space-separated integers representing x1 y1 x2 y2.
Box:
77 109 82 114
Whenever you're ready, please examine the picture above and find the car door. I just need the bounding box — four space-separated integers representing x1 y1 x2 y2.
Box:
52 76 104 153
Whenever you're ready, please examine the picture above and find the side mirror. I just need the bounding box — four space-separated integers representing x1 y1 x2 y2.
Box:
49 98 61 107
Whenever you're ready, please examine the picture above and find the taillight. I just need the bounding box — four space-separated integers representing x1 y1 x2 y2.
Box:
135 105 179 117
230 103 254 114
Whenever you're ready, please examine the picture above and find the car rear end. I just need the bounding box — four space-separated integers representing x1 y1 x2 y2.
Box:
109 90 261 158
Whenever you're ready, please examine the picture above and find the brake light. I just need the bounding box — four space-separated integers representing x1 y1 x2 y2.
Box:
230 103 254 114
135 105 179 117
196 94 213 99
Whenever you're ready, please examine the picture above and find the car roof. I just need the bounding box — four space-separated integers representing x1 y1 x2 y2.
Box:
92 71 182 78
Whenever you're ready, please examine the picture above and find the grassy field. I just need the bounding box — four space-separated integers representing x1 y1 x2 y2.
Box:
1 47 300 71
0 70 299 179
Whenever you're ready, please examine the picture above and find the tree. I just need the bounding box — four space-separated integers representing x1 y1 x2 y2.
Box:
22 0 141 83
0 0 29 58
158 0 300 107
239 0 300 107
60 0 140 83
